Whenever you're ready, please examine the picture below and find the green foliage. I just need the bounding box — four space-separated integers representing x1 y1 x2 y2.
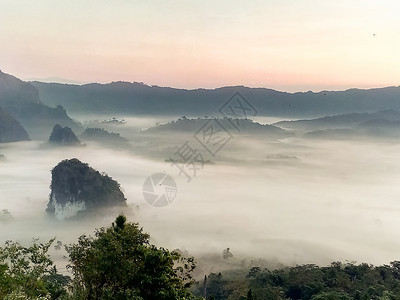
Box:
246 289 253 300
113 214 127 230
0 238 69 299
310 291 351 300
7 215 400 300
65 214 196 299
194 261 400 300
0 216 198 299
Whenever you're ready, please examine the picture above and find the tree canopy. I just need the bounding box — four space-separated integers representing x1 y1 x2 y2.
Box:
193 262 400 300
65 214 196 299
0 215 196 300
0 238 69 299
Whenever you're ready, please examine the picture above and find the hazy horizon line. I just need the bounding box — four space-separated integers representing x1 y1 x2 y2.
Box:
24 75 400 95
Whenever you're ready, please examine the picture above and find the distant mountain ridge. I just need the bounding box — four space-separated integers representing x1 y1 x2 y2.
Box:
0 70 81 139
0 106 30 143
274 110 400 131
0 70 40 104
274 110 400 139
32 80 400 118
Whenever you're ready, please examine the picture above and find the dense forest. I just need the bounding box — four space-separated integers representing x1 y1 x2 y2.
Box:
1 216 400 299
0 215 195 300
192 262 400 299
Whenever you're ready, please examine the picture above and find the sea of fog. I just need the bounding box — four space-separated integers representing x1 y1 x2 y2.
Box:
1 116 400 275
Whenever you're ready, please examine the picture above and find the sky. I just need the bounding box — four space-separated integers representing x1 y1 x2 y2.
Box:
1 0 400 92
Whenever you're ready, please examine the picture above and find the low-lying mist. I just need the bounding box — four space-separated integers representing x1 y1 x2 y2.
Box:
2 115 400 277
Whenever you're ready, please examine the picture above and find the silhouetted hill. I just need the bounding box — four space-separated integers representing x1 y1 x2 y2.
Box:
32 80 400 118
0 106 30 143
47 158 127 220
80 127 131 149
48 124 80 145
0 70 81 139
357 118 400 129
304 129 359 140
144 117 290 137
273 110 400 139
275 110 400 131
0 70 40 104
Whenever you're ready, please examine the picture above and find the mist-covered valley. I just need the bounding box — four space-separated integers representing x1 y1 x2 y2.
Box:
3 70 400 299
2 113 400 274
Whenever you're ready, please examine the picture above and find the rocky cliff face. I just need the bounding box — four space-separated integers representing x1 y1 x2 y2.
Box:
49 124 80 145
47 158 127 220
0 106 30 142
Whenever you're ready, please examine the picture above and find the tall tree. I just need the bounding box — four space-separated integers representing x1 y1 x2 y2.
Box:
65 214 196 300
